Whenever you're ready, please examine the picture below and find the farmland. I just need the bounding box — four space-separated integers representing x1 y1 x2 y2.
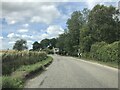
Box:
1 50 53 89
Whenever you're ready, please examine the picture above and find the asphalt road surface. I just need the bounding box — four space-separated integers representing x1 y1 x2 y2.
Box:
24 55 118 88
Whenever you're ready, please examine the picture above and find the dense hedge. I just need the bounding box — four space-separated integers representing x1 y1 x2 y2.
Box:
2 51 47 75
90 41 119 63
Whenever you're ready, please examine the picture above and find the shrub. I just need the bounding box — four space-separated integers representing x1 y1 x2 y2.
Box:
43 49 54 54
90 41 107 60
81 52 91 59
90 41 119 63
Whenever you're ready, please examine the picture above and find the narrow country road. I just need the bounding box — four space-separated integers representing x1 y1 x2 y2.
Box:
24 55 118 88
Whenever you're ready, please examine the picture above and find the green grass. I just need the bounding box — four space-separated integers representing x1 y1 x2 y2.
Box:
2 56 53 89
77 57 118 69
12 56 53 78
0 77 2 89
2 76 24 89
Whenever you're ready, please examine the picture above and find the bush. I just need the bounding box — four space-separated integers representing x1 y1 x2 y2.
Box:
81 52 91 59
2 51 47 75
43 49 54 54
2 76 24 89
90 41 107 60
90 41 119 63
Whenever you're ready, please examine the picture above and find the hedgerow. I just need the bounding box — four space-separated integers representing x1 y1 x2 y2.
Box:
90 41 119 63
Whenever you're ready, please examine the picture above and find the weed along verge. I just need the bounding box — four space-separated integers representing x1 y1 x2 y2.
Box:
2 51 53 89
24 57 53 79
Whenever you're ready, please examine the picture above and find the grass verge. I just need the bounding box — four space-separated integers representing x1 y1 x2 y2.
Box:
2 56 53 89
77 57 118 69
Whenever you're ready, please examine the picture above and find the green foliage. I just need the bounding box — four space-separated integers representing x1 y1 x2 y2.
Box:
66 11 83 52
49 38 57 49
40 39 50 49
56 10 90 56
43 48 54 54
13 56 53 78
32 38 57 51
2 51 47 75
2 76 24 89
40 38 57 49
56 33 72 55
90 41 119 63
32 41 41 51
88 5 120 43
80 5 119 62
80 25 94 53
56 33 66 50
81 36 93 52
2 56 53 89
81 52 91 59
13 39 28 51
29 4 119 64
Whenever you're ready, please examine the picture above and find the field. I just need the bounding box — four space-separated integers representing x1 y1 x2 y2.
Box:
1 50 53 89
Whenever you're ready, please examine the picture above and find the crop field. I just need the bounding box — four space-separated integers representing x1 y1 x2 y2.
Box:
1 50 53 89
2 50 47 75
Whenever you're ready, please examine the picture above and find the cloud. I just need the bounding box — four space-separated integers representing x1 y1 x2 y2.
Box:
9 20 16 24
27 40 33 43
28 25 64 41
23 24 29 28
87 0 96 9
0 36 3 50
8 41 15 44
86 0 119 9
0 36 3 39
18 29 28 33
36 25 64 40
30 5 60 24
27 40 34 49
0 25 63 50
6 33 34 49
7 33 33 40
1 37 14 50
1 0 77 2
7 33 20 39
21 35 33 39
2 2 60 24
46 25 64 37
31 25 64 40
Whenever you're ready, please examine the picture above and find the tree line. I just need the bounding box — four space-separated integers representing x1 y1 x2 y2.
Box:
31 5 119 56
13 4 120 61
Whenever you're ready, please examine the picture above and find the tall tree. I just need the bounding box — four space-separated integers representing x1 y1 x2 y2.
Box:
88 5 120 43
63 33 73 55
40 39 50 49
80 25 94 52
79 8 91 53
13 39 28 51
49 38 57 49
66 11 83 54
32 41 41 51
56 33 66 51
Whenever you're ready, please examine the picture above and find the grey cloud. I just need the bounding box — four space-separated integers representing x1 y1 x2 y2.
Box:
2 2 60 24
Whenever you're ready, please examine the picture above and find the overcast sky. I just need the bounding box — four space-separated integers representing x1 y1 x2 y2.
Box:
0 0 119 50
